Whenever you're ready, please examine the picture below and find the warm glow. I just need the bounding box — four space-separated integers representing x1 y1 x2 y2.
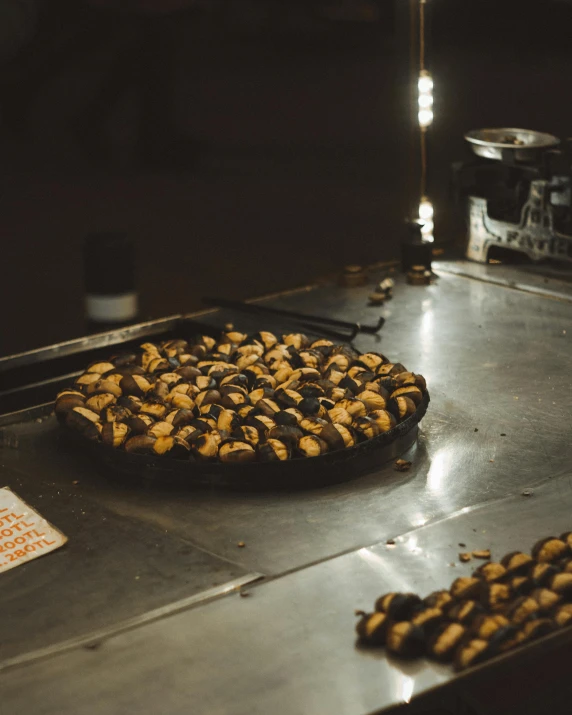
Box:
418 108 433 128
418 71 433 94
418 93 433 109
419 197 434 220
420 219 434 243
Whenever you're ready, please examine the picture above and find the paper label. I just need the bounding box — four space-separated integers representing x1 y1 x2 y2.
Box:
0 488 67 573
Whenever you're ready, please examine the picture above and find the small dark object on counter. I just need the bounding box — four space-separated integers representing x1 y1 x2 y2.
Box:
355 611 389 646
459 543 466 548
500 433 506 437
472 549 491 560
375 592 422 620
474 428 478 432
531 537 567 563
339 264 368 287
386 538 396 546
368 293 385 306
459 553 471 563
386 622 425 658
427 622 466 662
394 459 412 472
237 541 246 548
407 265 432 286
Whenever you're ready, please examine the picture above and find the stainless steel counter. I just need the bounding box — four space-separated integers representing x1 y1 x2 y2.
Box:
1 262 572 712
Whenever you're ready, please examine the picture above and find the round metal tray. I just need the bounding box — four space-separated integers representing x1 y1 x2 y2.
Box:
69 391 429 491
465 127 559 162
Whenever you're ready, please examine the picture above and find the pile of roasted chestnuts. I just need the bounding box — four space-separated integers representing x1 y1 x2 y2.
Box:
55 330 427 464
356 533 572 671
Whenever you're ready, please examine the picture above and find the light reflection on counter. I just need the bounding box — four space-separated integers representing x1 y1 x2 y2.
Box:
426 446 454 494
357 548 414 591
399 674 415 704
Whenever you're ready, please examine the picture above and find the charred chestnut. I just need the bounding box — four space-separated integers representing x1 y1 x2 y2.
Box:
390 385 423 406
531 537 567 563
66 407 101 440
320 423 355 450
126 414 155 435
375 592 422 620
501 551 533 575
450 577 481 600
473 562 507 583
219 440 256 463
386 396 416 421
124 434 156 454
355 611 388 646
427 622 466 662
386 622 425 658
447 600 484 625
297 435 328 458
85 393 117 414
356 389 387 412
258 438 290 461
55 390 86 422
368 409 397 433
101 421 131 448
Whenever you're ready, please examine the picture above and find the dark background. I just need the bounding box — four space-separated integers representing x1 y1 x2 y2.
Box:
1 0 572 355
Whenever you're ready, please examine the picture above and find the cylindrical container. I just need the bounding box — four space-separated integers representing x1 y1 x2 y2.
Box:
83 232 138 331
401 221 433 273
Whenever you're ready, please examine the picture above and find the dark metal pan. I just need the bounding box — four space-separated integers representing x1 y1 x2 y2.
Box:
64 392 429 491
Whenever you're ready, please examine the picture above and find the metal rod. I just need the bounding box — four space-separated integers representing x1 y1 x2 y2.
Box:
202 297 384 335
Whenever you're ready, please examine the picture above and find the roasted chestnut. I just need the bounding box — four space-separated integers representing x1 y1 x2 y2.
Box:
275 410 299 427
386 395 416 421
258 438 289 461
126 414 155 435
219 440 256 463
410 607 444 636
356 390 386 412
553 603 572 627
390 385 423 406
472 562 507 583
501 551 533 574
139 399 167 420
86 378 123 398
355 611 388 646
299 417 328 435
423 590 453 611
55 390 86 422
531 537 567 563
152 435 190 458
124 434 156 454
359 353 386 372
385 622 425 658
375 592 422 620
528 562 559 588
231 425 260 447
85 392 116 414
147 421 174 438
447 599 484 625
319 423 355 450
427 622 466 662
193 431 222 460
66 407 101 441
504 596 539 625
274 388 302 409
529 587 561 613
453 639 492 671
101 421 131 448
328 407 353 426
480 583 512 611
267 425 303 448
297 435 328 458
100 404 132 423
86 361 116 375
450 577 481 600
352 416 381 440
368 409 397 433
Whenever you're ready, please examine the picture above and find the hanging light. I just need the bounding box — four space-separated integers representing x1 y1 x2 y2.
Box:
417 70 433 128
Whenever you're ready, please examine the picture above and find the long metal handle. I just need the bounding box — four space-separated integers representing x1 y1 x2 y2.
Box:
202 297 383 335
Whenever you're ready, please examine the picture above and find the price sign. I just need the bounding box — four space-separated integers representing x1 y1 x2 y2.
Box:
0 488 67 573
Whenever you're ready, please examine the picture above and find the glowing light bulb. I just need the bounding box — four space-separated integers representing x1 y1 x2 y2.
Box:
418 71 433 94
419 197 433 221
418 93 433 109
418 109 433 128
420 219 434 242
